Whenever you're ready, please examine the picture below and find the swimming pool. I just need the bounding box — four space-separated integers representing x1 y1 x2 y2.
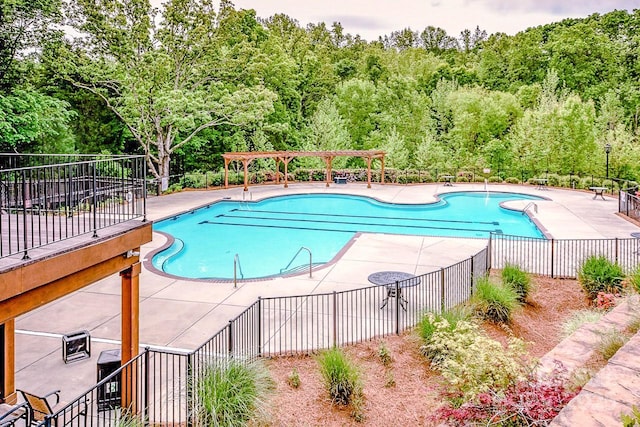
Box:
151 192 545 280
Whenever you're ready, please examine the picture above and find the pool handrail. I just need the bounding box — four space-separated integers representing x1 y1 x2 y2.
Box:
233 253 244 287
280 246 313 278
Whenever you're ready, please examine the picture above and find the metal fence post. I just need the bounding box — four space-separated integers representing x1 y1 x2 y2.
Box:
551 239 555 278
186 351 194 427
470 256 475 297
257 297 262 358
228 321 233 357
440 268 446 312
395 280 400 335
21 170 29 260
92 163 98 238
488 233 492 269
332 291 337 348
615 237 619 264
144 347 150 426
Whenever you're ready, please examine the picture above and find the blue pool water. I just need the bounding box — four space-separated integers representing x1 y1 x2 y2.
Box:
152 192 544 279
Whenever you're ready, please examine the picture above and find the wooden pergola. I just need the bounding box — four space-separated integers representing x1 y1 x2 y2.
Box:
222 150 386 191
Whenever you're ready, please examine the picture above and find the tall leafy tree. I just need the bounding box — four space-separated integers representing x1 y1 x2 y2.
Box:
0 0 62 89
60 0 275 185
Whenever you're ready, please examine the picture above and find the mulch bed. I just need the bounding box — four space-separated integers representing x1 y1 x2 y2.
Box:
262 276 590 426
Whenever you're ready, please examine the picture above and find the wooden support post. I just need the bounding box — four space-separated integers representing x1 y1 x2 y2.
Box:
243 159 249 191
1 320 15 402
121 261 140 363
366 158 372 188
380 156 385 184
223 158 230 188
325 156 334 187
120 261 141 412
283 157 292 188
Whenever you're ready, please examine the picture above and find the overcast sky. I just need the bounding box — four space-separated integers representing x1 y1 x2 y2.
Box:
216 0 639 41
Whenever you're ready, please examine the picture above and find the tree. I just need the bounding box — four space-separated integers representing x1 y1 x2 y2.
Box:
0 0 62 90
60 0 276 186
0 88 75 152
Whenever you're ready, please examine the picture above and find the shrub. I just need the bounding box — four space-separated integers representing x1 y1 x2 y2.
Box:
597 329 627 361
193 360 274 427
470 278 519 323
435 362 579 425
621 405 640 427
578 256 624 299
317 348 362 406
114 411 146 427
378 342 393 366
561 309 603 337
626 267 640 294
287 369 301 389
501 263 531 303
456 176 469 183
417 307 470 343
421 318 526 401
488 176 502 183
595 291 617 311
504 177 520 184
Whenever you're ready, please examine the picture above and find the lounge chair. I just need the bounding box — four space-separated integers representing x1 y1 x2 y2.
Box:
17 390 86 426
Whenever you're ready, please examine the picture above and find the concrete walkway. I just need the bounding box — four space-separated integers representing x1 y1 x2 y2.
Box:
12 182 640 405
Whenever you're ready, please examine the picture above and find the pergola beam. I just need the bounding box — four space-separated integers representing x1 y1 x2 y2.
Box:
221 150 386 190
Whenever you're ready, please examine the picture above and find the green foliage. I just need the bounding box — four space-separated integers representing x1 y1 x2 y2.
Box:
193 360 274 427
377 342 393 367
286 369 301 389
501 263 531 303
597 329 627 361
0 89 76 152
626 267 640 294
621 405 640 427
420 317 526 401
114 410 145 427
470 277 519 323
317 347 362 406
578 256 624 299
418 307 470 343
561 309 604 337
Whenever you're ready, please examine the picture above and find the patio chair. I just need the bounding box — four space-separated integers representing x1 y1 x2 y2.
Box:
0 402 29 426
17 390 86 426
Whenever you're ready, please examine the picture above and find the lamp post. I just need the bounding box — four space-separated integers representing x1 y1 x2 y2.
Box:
604 143 611 179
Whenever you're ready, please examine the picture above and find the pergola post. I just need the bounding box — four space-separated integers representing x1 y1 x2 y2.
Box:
380 156 385 184
324 156 334 187
282 156 292 188
275 159 281 185
366 157 372 188
223 157 230 188
243 158 250 192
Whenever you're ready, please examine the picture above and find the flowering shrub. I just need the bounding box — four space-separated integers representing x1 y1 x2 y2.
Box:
595 291 617 311
420 318 526 401
435 362 580 426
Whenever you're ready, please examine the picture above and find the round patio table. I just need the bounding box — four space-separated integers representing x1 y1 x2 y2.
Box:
367 271 419 310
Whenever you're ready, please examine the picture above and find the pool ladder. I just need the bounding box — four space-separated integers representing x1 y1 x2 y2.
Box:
280 246 313 278
522 202 538 215
234 253 244 288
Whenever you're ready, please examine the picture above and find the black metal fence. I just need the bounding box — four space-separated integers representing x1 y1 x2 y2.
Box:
0 155 146 259
490 233 639 278
38 233 640 425
620 190 640 222
42 246 489 426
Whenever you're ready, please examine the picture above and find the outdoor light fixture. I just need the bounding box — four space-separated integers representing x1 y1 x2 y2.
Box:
604 143 611 179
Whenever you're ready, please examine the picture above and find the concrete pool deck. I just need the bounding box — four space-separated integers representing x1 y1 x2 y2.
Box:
12 182 640 404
